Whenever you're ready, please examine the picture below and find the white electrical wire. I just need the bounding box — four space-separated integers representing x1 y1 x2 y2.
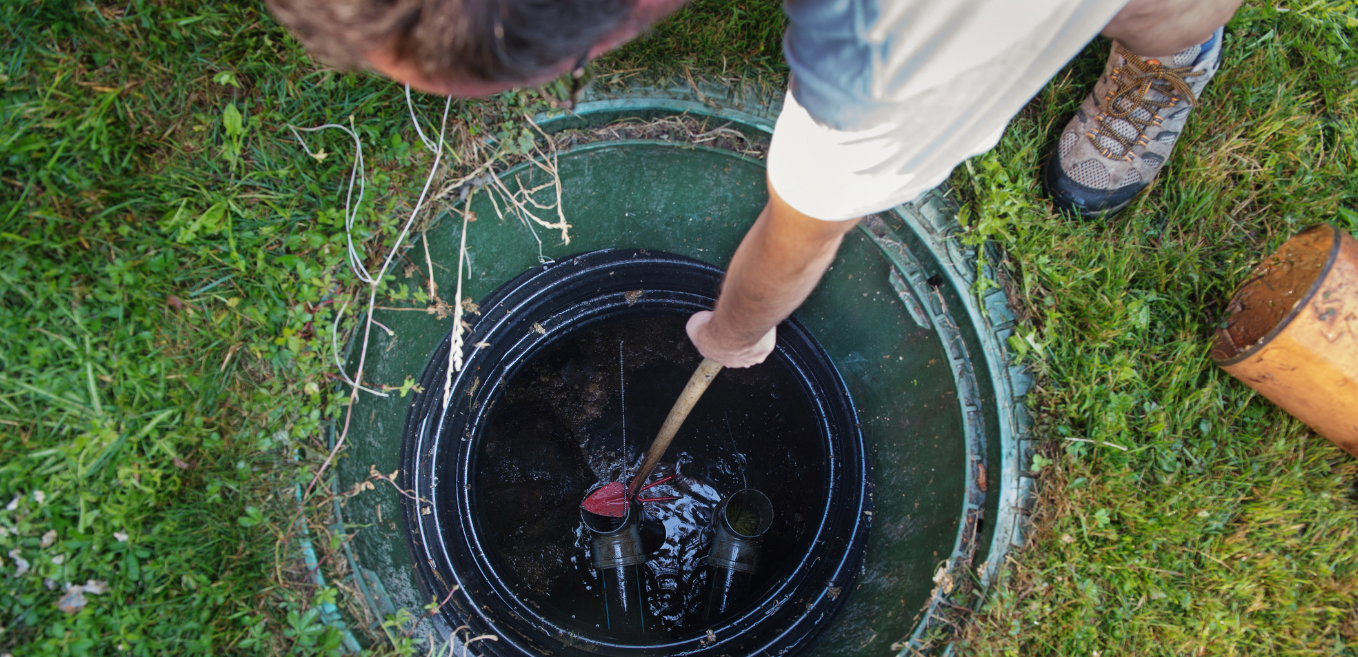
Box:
330 295 388 397
406 84 441 154
299 88 573 414
292 92 454 403
350 94 454 386
299 93 455 501
410 85 472 409
288 120 375 285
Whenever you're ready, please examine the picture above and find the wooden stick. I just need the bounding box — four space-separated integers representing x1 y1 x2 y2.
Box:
626 358 723 498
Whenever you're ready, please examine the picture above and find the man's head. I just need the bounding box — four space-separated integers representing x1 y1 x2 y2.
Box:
267 0 689 96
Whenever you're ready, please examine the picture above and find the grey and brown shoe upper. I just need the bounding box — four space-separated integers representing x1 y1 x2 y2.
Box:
1045 28 1224 217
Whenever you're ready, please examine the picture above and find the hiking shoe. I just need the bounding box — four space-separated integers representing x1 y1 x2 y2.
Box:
1045 27 1224 218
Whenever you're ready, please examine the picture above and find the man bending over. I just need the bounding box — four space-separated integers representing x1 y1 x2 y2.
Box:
268 0 1240 367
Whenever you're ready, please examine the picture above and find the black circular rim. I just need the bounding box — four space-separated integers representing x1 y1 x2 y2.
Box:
399 249 872 657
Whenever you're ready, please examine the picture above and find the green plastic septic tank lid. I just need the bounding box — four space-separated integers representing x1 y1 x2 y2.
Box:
332 86 1035 655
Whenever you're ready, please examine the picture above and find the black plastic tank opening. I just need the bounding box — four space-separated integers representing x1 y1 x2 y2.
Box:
402 250 871 657
478 315 823 636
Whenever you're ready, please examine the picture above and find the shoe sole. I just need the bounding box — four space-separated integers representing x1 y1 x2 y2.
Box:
1042 152 1141 220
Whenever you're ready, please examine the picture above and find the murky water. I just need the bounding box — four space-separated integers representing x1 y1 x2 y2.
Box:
475 316 826 638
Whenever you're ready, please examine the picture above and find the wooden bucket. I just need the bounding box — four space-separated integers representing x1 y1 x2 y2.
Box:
1212 224 1358 455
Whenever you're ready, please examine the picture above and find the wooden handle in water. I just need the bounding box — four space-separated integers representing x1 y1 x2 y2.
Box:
627 357 724 497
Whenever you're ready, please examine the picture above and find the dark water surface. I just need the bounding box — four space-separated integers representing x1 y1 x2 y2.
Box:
475 316 827 638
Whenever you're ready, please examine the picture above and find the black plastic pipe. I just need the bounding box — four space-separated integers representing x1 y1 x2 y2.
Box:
704 490 774 620
582 504 649 633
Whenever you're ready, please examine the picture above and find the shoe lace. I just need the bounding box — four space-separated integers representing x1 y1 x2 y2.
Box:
1086 44 1203 161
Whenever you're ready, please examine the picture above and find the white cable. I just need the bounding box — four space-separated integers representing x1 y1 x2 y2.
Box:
288 121 375 285
294 93 454 403
405 84 440 154
330 296 389 398
296 91 457 512
620 340 626 463
352 95 454 384
373 95 453 283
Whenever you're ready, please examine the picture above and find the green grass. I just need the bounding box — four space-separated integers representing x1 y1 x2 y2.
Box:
952 2 1358 654
0 1 531 653
1 0 1356 655
601 0 787 80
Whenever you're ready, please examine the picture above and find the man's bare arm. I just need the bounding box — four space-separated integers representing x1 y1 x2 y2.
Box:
687 178 860 367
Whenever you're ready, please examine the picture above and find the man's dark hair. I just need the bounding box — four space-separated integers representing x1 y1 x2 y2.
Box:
267 0 634 83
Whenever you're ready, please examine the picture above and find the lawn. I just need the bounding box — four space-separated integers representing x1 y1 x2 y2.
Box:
1 0 1355 655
